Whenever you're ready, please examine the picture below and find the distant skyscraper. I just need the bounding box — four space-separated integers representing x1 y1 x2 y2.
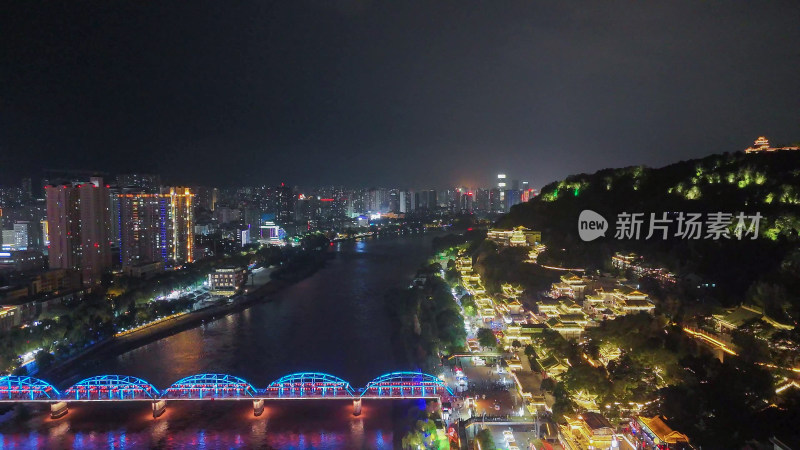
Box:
389 189 400 213
276 183 294 223
407 190 416 211
521 182 534 202
398 191 407 213
20 178 33 203
497 174 507 207
191 186 218 211
367 188 389 212
40 219 49 248
504 189 521 211
115 173 161 193
13 222 31 250
475 188 490 212
46 178 112 285
427 190 438 209
460 190 474 212
1 230 15 250
490 188 502 212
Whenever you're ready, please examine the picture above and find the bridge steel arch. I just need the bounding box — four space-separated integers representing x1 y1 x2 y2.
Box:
360 372 454 398
0 376 61 401
64 375 160 401
163 374 258 399
266 372 355 398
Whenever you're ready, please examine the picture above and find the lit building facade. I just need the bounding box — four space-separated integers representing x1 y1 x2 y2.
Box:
208 266 246 296
164 187 194 265
116 187 194 269
744 136 800 154
46 178 113 285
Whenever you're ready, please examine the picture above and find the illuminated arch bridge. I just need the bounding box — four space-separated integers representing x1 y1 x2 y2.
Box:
0 371 453 404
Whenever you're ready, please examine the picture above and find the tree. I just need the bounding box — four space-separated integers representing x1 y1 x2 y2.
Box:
400 419 440 449
540 377 556 392
34 350 55 371
477 328 497 349
436 309 466 352
475 429 496 450
562 363 612 402
444 267 460 284
460 294 476 317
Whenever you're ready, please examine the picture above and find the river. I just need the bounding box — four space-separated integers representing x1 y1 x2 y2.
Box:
0 233 439 449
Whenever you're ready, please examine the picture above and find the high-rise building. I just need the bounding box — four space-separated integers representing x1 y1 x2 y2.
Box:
1 230 16 250
13 222 31 250
114 187 194 270
162 187 194 266
521 182 536 203
399 191 408 213
367 188 390 213
276 183 294 223
427 190 438 210
20 178 33 204
388 189 400 213
40 219 49 248
191 186 218 211
504 189 521 211
497 174 507 209
116 191 162 268
459 190 474 212
46 178 113 285
475 188 490 212
490 188 503 213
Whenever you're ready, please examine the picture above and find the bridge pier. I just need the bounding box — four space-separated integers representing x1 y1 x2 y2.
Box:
352 399 362 416
152 399 167 418
253 399 265 417
50 401 68 419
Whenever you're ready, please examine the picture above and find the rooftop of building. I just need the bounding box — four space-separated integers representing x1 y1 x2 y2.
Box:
582 412 613 431
559 313 588 322
637 415 690 443
537 354 567 371
624 299 654 308
713 305 763 327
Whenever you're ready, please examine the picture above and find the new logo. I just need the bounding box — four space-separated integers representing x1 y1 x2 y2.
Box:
578 210 608 241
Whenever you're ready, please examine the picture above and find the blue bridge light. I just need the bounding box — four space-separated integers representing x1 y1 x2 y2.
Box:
0 375 60 401
0 371 451 402
64 375 160 401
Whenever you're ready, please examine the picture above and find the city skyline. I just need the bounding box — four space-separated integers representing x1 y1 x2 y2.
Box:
1 2 800 447
2 2 798 188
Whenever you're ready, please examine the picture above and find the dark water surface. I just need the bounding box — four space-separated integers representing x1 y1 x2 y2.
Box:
0 234 437 449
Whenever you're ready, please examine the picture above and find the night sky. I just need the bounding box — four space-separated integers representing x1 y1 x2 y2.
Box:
1 1 798 188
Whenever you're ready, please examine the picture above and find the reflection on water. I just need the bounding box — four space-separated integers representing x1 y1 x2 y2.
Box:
0 234 436 448
0 401 404 449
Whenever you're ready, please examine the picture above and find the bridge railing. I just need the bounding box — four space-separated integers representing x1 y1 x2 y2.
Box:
64 375 160 401
164 374 258 399
0 371 451 401
360 372 454 398
0 376 60 401
265 372 356 398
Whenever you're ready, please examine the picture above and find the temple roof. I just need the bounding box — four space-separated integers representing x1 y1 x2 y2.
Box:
639 416 690 443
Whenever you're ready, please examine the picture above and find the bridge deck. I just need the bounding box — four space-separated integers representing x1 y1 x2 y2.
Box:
0 371 454 403
0 395 445 403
